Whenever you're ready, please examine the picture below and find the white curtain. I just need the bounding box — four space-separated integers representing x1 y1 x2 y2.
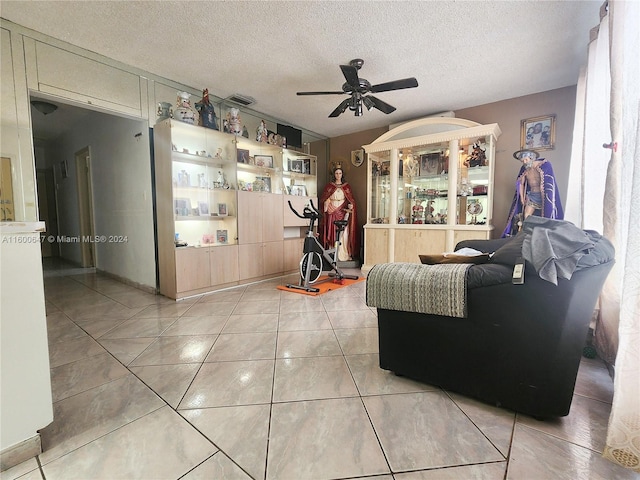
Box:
568 0 640 472
603 0 640 471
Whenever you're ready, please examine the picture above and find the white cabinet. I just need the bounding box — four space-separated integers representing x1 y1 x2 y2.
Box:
362 117 501 270
24 39 144 117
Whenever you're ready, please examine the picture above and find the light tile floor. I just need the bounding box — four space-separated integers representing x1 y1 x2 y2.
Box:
2 259 636 480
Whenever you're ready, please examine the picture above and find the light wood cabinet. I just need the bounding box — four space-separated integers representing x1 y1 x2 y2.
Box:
238 191 285 280
175 247 211 294
363 227 389 267
210 245 239 287
154 119 317 298
238 191 284 244
238 244 263 281
263 241 284 276
393 229 447 263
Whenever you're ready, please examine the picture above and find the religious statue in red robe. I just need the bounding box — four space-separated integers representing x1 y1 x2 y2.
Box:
319 165 359 261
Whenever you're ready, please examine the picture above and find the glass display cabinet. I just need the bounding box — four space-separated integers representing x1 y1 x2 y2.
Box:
235 137 283 194
162 119 238 248
363 117 501 270
282 149 318 198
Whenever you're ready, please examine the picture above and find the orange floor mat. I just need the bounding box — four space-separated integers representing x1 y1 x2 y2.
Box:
277 276 365 296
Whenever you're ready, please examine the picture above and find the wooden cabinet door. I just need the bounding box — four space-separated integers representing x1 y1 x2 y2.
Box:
238 244 263 281
175 248 211 293
283 238 304 272
210 245 239 286
237 191 263 245
394 229 447 262
364 228 389 266
262 193 284 242
263 241 284 276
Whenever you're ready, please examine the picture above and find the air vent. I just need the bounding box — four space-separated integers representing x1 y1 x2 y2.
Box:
225 94 256 107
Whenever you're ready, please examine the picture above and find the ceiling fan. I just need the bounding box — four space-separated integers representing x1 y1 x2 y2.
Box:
297 59 418 118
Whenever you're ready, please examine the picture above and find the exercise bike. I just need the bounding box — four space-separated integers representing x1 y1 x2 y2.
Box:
286 200 359 293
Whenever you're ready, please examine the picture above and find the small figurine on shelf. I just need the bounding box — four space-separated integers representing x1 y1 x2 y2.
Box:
257 120 268 143
157 102 172 121
174 92 197 125
224 108 243 135
195 89 219 130
216 170 226 188
465 141 487 167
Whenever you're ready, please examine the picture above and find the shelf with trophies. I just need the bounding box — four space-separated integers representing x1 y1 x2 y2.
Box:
362 117 501 270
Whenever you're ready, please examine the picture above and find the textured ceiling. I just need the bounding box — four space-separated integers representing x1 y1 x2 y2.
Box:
2 1 600 139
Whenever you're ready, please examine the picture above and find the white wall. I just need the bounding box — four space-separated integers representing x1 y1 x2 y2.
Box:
52 112 156 288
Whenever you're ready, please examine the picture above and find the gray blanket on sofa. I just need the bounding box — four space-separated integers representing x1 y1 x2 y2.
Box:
522 216 595 285
366 262 472 318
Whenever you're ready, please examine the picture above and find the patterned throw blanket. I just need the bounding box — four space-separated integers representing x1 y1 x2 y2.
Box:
366 262 472 318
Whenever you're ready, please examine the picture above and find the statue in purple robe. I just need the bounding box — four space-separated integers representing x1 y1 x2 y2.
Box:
502 149 564 237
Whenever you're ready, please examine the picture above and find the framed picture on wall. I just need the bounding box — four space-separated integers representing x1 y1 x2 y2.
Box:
290 185 307 196
289 158 303 173
216 229 228 244
198 201 210 216
521 114 555 151
237 148 250 163
254 155 273 168
420 153 441 176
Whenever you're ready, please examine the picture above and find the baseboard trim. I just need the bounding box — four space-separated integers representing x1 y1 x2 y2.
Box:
0 434 41 472
96 268 156 294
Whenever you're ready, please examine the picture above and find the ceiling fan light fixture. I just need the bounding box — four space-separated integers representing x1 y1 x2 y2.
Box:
31 100 58 115
297 58 418 118
362 96 374 111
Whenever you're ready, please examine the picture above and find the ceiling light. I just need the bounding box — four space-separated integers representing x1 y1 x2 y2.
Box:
348 96 363 116
31 100 58 115
363 96 374 111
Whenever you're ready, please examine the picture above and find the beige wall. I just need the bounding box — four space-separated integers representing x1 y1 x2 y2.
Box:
456 86 577 237
325 127 388 260
323 86 578 245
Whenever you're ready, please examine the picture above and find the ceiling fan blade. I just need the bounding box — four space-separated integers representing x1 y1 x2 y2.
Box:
297 91 345 95
340 64 360 90
328 98 351 118
370 77 419 93
368 95 396 114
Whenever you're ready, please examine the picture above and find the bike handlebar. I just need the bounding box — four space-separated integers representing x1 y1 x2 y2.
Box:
288 199 321 220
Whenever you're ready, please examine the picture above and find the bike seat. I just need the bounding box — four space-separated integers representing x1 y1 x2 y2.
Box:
334 220 348 228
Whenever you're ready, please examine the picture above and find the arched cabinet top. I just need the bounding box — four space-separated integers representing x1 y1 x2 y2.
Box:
363 117 501 153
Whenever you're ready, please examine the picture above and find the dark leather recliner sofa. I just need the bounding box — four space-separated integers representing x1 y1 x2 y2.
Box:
366 218 614 418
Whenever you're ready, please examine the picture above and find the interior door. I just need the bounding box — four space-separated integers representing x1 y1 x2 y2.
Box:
75 147 95 267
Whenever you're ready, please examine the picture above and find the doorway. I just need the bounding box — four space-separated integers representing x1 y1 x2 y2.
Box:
75 146 95 268
36 167 59 257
